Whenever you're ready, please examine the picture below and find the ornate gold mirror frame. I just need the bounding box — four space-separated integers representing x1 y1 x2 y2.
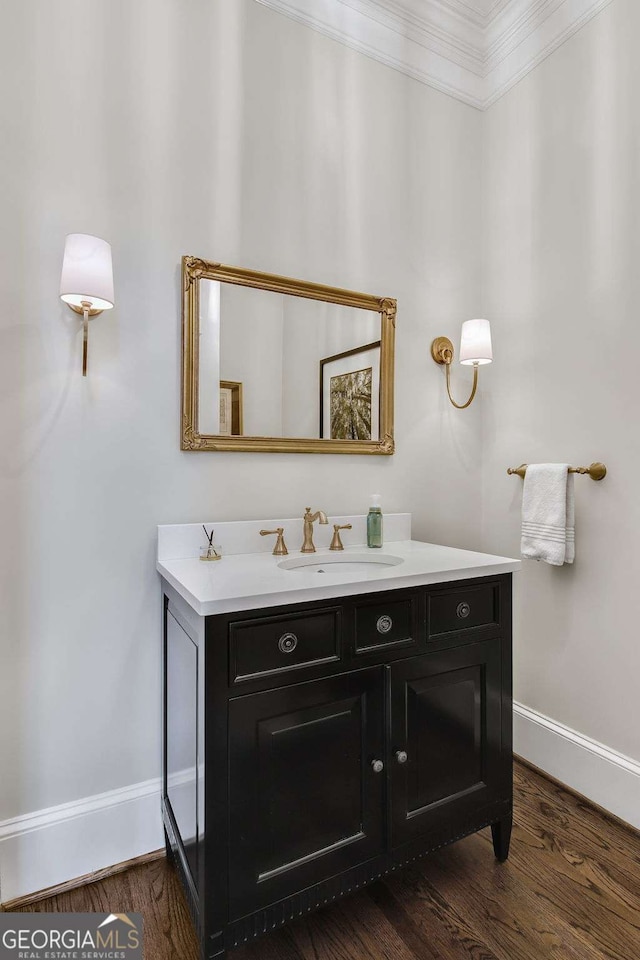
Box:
181 257 396 454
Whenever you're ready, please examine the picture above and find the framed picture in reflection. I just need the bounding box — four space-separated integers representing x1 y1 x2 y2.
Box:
219 381 243 436
320 342 380 441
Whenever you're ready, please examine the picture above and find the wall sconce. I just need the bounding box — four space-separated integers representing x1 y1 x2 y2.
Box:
431 318 492 409
60 234 114 376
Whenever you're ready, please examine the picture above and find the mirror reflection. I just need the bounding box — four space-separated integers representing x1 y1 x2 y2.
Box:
198 281 382 441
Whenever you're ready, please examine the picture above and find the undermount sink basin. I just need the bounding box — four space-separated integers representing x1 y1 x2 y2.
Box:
278 553 404 575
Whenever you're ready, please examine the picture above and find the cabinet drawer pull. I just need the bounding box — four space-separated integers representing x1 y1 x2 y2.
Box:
395 750 408 764
371 759 384 773
456 602 471 619
376 615 393 635
278 632 298 654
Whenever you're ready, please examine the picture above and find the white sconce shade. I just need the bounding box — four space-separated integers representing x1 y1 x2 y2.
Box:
431 317 493 408
459 318 492 365
60 234 114 310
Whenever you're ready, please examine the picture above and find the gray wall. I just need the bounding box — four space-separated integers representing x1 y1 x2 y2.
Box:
480 0 639 760
0 0 483 823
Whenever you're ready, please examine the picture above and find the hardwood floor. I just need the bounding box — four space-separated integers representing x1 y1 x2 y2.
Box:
11 762 640 960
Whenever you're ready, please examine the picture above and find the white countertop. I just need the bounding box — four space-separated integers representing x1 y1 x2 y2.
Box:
157 539 520 616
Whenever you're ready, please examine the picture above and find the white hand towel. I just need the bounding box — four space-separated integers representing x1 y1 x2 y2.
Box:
521 464 575 566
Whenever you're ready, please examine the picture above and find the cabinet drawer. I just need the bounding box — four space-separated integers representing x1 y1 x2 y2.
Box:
230 608 341 683
354 593 420 654
428 582 499 638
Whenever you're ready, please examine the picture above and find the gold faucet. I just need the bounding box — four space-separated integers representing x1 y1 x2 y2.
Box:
260 528 289 556
329 523 352 551
301 507 329 553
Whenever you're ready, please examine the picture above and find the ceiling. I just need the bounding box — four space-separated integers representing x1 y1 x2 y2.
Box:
255 0 614 109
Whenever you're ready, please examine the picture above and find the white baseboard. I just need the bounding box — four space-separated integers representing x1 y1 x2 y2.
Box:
3 707 638 903
514 701 640 830
0 778 164 904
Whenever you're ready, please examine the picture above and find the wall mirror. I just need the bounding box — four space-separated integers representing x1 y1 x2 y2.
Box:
181 257 396 454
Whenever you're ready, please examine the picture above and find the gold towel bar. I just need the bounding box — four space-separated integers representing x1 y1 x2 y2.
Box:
507 462 607 481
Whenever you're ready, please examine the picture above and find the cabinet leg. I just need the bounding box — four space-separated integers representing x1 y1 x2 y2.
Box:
491 814 512 862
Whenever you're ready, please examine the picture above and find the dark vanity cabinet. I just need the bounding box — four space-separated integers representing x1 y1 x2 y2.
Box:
229 667 385 918
162 574 513 960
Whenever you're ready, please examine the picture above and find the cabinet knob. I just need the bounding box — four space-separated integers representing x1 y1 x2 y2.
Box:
278 632 298 654
456 602 471 619
395 750 408 764
376 615 393 634
371 759 384 773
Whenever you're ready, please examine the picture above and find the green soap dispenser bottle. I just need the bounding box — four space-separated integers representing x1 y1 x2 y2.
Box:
367 494 383 548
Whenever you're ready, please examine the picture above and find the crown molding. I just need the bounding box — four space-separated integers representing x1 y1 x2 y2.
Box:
254 0 487 106
342 0 485 74
483 0 616 106
255 0 615 109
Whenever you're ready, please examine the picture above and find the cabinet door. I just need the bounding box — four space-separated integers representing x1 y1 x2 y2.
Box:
391 639 503 848
229 668 385 919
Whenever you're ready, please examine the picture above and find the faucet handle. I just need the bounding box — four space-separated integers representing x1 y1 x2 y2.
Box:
260 528 289 556
329 523 352 551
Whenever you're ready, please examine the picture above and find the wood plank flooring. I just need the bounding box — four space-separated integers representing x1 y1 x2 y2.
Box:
10 762 640 960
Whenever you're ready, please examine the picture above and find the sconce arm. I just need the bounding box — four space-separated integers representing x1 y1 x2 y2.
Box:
81 303 90 377
445 361 478 410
